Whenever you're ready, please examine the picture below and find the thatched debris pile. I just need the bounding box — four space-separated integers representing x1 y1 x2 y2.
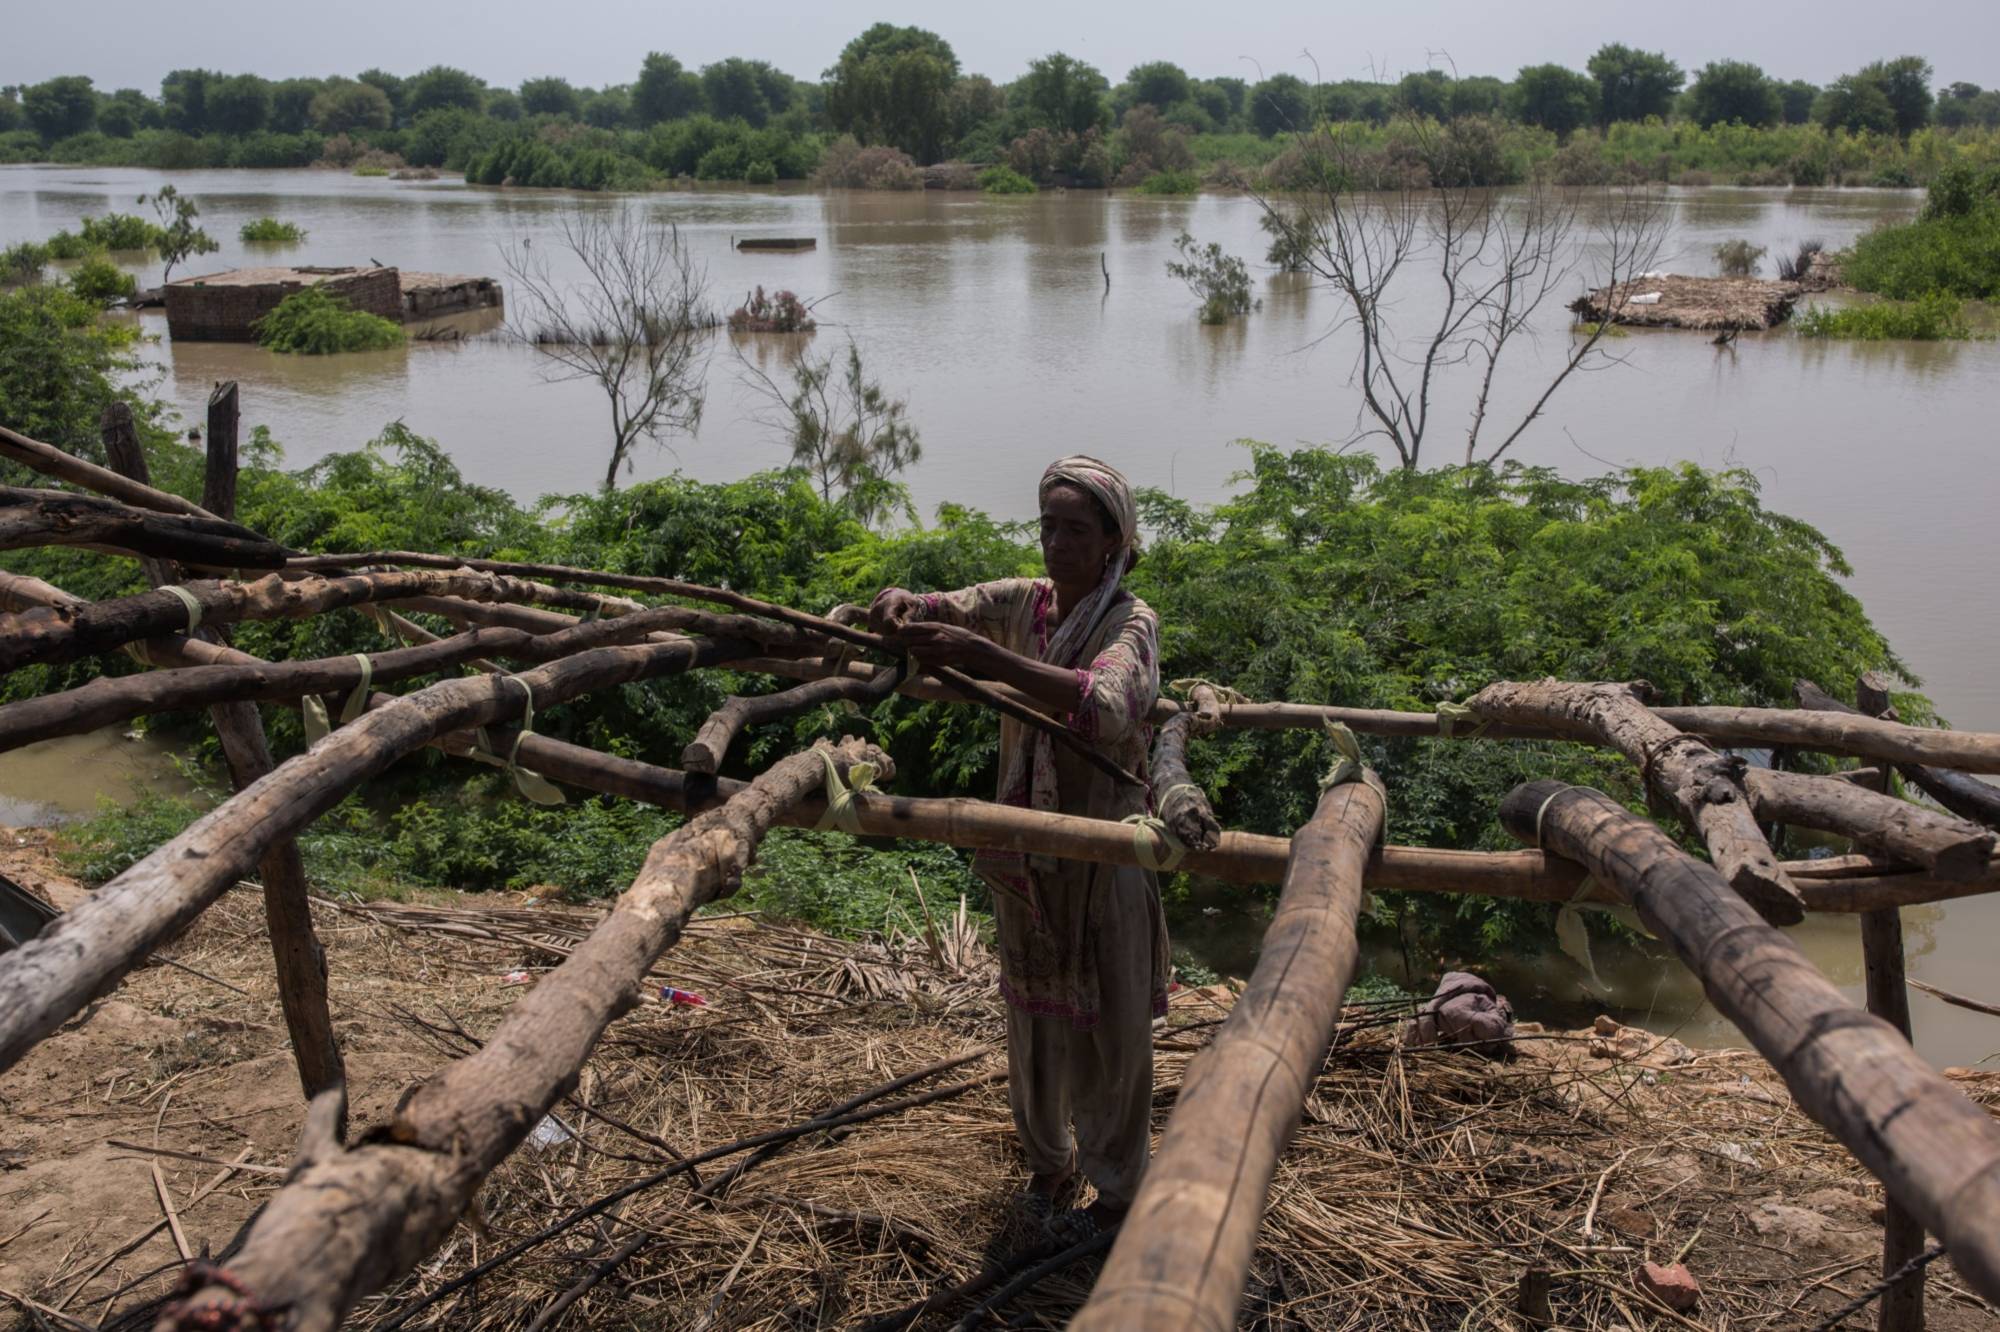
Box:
1570 274 1805 330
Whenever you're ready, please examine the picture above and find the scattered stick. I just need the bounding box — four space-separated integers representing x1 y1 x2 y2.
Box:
1909 976 2000 1019
150 1162 192 1263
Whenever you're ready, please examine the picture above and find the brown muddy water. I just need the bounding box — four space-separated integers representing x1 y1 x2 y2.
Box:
3 166 1997 1066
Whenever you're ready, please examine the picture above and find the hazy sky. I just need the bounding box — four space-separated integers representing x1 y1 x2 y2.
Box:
12 0 1997 93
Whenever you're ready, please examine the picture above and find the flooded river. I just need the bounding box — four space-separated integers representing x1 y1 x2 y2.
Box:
3 166 1997 1066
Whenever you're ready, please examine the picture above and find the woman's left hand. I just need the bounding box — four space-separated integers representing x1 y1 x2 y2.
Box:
893 621 991 670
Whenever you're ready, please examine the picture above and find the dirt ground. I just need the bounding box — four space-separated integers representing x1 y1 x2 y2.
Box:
2 826 1997 1331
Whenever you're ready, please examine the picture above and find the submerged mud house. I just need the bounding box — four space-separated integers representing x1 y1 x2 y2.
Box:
1 396 2000 1327
163 266 502 340
1570 273 1804 330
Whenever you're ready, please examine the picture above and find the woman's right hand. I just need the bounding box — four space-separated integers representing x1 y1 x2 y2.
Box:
867 587 924 634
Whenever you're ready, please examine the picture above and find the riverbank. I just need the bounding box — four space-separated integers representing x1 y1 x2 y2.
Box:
2 830 1995 1329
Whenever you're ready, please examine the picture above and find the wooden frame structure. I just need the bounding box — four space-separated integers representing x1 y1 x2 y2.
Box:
2 410 1998 1331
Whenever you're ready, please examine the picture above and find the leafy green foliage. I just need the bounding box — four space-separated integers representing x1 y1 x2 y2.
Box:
977 164 1035 194
1685 60 1781 128
67 256 136 306
138 185 218 281
254 286 405 354
1166 232 1258 323
1586 44 1684 126
1794 292 1972 340
1712 238 1765 276
1134 168 1200 195
1509 64 1597 137
1 240 48 286
0 282 153 463
1844 171 2000 299
78 212 162 251
239 216 307 243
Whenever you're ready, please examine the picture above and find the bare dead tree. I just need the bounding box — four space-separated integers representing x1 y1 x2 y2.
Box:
737 336 922 527
1255 117 1669 470
502 208 713 489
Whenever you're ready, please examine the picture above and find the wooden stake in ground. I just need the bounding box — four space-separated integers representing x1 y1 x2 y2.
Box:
161 739 891 1332
1074 773 1387 1332
1468 679 1805 923
1498 781 2000 1307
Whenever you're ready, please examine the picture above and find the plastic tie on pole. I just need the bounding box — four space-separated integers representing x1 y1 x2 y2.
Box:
1319 719 1365 791
1434 700 1489 740
1121 814 1186 872
469 676 566 805
302 654 374 747
159 584 203 634
814 747 879 834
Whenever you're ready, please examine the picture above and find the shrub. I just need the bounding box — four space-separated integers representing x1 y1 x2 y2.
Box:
1260 209 1312 271
1 240 48 286
1134 168 1201 195
353 163 390 177
1166 231 1259 324
728 286 816 333
1844 206 2000 299
67 256 135 306
1775 239 1827 282
812 137 921 189
1794 292 1972 340
254 286 406 354
43 230 94 260
240 216 308 243
1713 238 1766 276
744 158 778 185
976 164 1036 194
77 212 161 251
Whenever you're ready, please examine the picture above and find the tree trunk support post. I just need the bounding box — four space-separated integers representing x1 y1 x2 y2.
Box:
99 400 348 1125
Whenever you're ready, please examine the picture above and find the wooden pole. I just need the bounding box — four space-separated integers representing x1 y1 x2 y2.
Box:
1806 676 2000 830
0 488 288 566
1469 680 1805 923
1498 782 2000 1307
681 664 905 774
96 404 177 590
1074 775 1386 1332
200 382 239 523
1 421 215 518
1739 766 1994 879
161 739 889 1332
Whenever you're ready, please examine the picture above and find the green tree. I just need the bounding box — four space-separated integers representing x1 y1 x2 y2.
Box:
1815 76 1896 135
1021 52 1107 135
1864 56 1935 136
581 89 630 128
206 73 271 134
97 88 153 138
1189 80 1234 126
485 89 522 121
742 338 923 526
1125 61 1191 112
1777 79 1819 125
1508 64 1596 136
270 79 321 133
355 68 406 122
633 52 704 125
1684 60 1781 128
405 65 484 117
948 75 1005 144
1396 70 1453 120
701 58 776 126
140 184 219 282
1447 76 1507 119
0 283 150 462
310 80 393 134
160 69 213 134
22 76 97 141
519 76 581 118
1585 43 1682 125
1249 73 1314 136
1321 80 1395 124
0 92 21 134
824 24 960 162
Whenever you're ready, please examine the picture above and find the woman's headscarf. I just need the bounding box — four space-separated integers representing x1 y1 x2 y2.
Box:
1038 455 1140 673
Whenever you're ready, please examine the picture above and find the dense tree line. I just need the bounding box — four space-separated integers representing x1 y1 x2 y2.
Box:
2 35 1993 187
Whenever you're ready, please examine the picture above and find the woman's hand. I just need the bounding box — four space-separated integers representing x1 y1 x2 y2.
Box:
892 621 992 671
867 587 925 635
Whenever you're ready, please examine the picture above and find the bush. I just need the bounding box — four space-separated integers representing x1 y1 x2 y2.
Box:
239 216 308 243
43 230 93 260
254 286 406 354
1167 231 1259 324
1134 168 1201 195
1 240 48 286
744 158 778 185
1260 210 1312 271
77 212 161 251
727 286 816 333
1713 238 1766 276
1844 207 2000 299
812 136 921 189
67 256 135 306
1794 292 1972 340
976 164 1036 194
353 163 390 177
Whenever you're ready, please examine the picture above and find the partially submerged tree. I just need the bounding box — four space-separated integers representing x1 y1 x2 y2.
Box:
139 184 219 282
1256 117 1669 470
740 337 922 525
503 208 712 489
1167 232 1259 324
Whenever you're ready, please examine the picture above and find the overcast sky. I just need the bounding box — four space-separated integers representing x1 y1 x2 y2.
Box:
12 0 1996 93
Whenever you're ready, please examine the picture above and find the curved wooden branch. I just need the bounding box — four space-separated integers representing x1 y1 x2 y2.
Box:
1742 766 1996 879
0 569 639 674
1075 775 1385 1332
0 487 289 566
0 635 758 1074
161 739 890 1332
681 661 907 774
1498 781 2000 1307
1149 709 1221 853
1468 679 1805 924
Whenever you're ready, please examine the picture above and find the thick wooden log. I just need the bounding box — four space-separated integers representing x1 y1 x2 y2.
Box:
0 487 289 566
98 403 181 590
1498 781 2000 1306
161 739 888 1332
0 569 639 674
1150 709 1221 853
1741 767 1995 879
201 382 239 522
1 422 213 518
1801 678 2000 830
1469 680 1805 923
1074 776 1386 1332
0 635 755 1074
681 664 906 774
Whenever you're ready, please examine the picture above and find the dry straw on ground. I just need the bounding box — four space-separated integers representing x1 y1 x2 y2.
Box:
1 829 1996 1331
1570 275 1805 331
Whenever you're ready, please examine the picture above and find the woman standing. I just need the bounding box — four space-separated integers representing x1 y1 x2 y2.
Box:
866 456 1169 1240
